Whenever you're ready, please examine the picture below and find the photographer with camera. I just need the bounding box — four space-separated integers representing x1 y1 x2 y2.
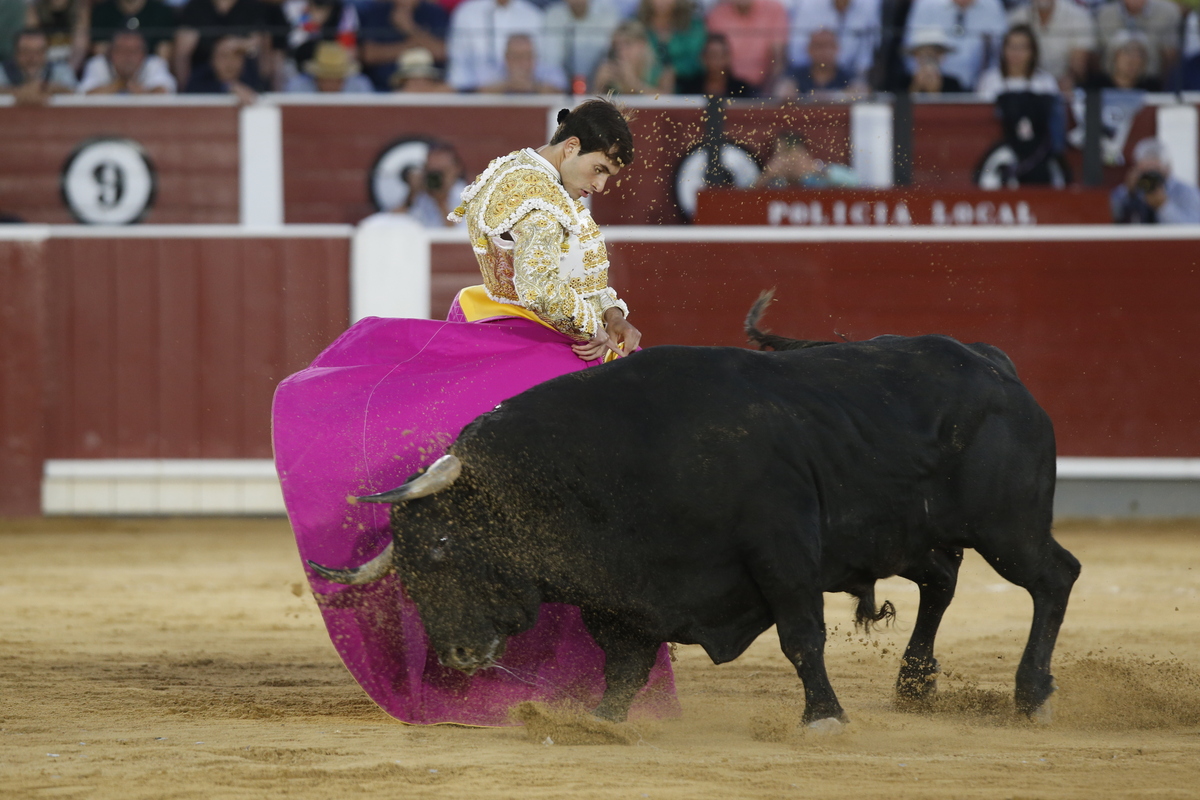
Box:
402 141 466 228
1111 137 1200 224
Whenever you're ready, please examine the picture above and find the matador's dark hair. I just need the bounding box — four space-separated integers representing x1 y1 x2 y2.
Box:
550 98 636 167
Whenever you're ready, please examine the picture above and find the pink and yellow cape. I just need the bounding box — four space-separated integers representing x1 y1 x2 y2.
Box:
271 287 677 725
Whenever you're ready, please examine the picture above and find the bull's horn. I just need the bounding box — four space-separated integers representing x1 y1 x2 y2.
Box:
307 541 395 585
354 454 462 504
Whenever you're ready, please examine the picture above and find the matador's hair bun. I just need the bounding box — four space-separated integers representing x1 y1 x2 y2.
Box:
549 98 635 167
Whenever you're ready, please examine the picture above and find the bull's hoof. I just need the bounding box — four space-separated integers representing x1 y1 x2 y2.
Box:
806 717 846 736
1028 700 1054 725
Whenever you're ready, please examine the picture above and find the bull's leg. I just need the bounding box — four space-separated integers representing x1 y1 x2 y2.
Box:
775 592 847 726
896 547 963 703
579 608 660 723
974 537 1080 717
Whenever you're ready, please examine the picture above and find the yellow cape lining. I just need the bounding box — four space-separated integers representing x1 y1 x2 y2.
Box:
456 285 621 362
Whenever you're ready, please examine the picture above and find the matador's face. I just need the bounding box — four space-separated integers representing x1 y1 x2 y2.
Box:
559 145 623 201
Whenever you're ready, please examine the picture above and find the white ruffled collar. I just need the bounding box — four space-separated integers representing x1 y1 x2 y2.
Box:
523 147 564 184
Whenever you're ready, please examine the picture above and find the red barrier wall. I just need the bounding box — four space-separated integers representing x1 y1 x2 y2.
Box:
281 104 550 224
602 236 1200 458
910 103 1158 187
0 101 1174 226
0 106 239 224
0 233 349 513
591 104 853 225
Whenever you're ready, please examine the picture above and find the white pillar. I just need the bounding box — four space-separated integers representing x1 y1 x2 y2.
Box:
239 103 284 227
850 102 894 188
1157 104 1199 187
350 217 431 322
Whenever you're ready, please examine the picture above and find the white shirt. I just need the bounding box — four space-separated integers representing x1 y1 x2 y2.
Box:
76 54 177 94
1007 0 1096 82
975 66 1059 100
787 0 882 80
906 0 1008 89
542 0 620 83
446 0 562 90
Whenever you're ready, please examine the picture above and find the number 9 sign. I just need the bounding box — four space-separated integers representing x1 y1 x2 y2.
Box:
60 137 157 225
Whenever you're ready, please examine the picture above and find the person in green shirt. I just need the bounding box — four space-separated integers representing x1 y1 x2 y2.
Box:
637 0 705 85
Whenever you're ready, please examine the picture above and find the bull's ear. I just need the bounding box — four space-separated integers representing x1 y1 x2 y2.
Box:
354 455 462 504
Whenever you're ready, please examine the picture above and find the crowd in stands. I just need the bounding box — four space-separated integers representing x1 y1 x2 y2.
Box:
1 0 1199 102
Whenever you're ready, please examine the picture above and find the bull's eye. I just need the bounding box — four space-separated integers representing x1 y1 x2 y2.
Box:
430 536 450 562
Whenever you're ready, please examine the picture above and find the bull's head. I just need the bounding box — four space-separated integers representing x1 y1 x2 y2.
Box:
307 454 541 675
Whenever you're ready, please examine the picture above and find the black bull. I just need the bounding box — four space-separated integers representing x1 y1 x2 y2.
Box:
310 305 1080 728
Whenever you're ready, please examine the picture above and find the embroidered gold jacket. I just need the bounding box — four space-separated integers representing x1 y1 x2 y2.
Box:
448 148 627 339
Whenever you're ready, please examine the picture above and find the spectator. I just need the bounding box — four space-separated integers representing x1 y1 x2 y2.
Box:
479 32 559 91
975 23 1057 100
676 31 754 94
905 0 1007 90
1170 9 1200 90
706 0 788 93
1169 50 1200 90
1088 28 1161 89
639 0 706 86
787 0 881 85
593 18 673 93
0 28 77 104
975 26 1067 186
1111 137 1200 224
183 32 263 102
77 28 177 92
0 0 23 63
1096 0 1180 84
753 130 858 188
776 27 855 96
906 26 967 92
26 0 89 73
1006 0 1095 91
390 44 453 89
281 0 359 68
90 0 179 61
407 141 467 226
285 39 374 90
358 0 448 90
446 0 557 90
174 0 285 90
542 0 620 92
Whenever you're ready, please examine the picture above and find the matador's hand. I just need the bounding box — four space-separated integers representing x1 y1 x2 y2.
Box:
571 309 641 361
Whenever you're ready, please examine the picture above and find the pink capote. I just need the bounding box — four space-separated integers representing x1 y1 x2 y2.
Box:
271 309 678 725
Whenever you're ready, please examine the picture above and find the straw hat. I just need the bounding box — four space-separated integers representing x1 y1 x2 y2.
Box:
906 28 957 55
304 42 361 80
391 47 443 85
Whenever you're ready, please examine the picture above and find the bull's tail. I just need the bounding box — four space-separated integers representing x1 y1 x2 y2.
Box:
853 587 897 632
307 541 395 585
744 289 838 352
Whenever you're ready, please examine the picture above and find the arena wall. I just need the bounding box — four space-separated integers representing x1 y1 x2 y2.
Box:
1 95 1195 229
3 224 1198 517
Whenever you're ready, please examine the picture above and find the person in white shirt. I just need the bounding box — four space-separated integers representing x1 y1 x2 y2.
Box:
446 0 563 90
1007 0 1096 91
78 30 177 94
542 0 621 91
787 0 881 83
905 0 1007 90
975 22 1058 100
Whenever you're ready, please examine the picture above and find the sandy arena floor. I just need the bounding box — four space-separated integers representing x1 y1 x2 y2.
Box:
2 517 1199 799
